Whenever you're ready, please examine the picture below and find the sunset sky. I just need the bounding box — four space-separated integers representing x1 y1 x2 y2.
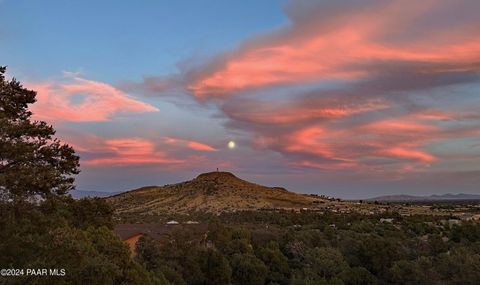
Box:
1 0 479 198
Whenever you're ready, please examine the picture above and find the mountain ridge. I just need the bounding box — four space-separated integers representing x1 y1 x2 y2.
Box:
368 193 480 202
70 190 121 199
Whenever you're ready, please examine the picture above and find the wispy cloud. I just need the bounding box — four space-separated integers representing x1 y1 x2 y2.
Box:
164 137 218 152
67 136 182 166
28 74 159 123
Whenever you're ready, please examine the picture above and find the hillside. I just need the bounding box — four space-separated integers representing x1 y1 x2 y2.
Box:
107 171 327 216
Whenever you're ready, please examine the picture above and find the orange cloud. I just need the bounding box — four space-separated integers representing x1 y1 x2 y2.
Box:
29 75 158 122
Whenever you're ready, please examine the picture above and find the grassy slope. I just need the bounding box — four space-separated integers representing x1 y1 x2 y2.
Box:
107 172 327 215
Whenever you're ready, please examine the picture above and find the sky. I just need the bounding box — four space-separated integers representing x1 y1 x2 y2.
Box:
1 0 479 199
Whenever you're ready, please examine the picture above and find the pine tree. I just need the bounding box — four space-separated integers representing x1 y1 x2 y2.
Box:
0 66 79 202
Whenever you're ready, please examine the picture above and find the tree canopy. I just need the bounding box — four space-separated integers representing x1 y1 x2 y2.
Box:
0 66 79 202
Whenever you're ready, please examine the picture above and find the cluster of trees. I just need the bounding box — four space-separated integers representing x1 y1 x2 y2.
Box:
0 67 162 284
0 197 165 284
135 212 480 285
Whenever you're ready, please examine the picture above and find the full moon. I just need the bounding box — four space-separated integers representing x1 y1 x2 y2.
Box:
227 140 236 149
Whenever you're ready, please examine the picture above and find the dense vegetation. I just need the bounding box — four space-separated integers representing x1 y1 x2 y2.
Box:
0 197 168 284
135 210 480 285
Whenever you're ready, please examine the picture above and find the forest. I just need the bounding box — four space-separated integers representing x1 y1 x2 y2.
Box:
134 210 480 285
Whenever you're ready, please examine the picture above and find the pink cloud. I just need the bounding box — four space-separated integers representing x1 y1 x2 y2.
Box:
85 156 181 166
363 119 438 134
290 160 357 171
29 75 158 122
382 147 436 163
187 1 480 97
225 97 388 124
61 132 229 169
254 114 442 173
187 141 217 152
164 137 217 152
77 137 183 166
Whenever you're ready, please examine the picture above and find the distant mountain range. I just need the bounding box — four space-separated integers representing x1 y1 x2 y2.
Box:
70 190 121 199
368 193 480 202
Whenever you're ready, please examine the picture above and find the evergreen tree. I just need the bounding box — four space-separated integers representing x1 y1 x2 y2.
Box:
0 66 79 202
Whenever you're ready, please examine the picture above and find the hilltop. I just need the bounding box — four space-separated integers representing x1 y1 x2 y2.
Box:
107 171 327 216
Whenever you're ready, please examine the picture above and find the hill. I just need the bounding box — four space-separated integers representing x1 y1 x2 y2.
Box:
107 171 327 216
368 193 480 202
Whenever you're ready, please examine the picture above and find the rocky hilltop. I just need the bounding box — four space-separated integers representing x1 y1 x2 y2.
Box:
107 171 326 215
